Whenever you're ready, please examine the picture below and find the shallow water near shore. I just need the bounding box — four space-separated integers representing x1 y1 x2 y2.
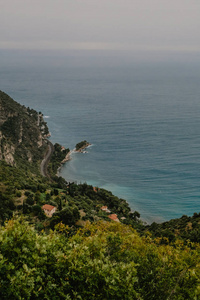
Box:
1 51 200 223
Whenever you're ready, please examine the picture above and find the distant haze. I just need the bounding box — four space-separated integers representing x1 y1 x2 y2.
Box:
1 0 200 57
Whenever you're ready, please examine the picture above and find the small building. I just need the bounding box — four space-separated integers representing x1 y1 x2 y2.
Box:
42 204 56 217
108 214 120 222
101 206 111 213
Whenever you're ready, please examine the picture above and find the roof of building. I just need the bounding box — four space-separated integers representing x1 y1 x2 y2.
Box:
42 204 56 211
108 214 120 222
101 206 108 210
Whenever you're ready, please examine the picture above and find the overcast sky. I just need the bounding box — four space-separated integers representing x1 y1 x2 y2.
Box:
1 0 200 54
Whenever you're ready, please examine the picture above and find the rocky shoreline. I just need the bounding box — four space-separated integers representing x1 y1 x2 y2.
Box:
75 140 91 152
56 141 91 176
56 149 73 176
75 142 91 153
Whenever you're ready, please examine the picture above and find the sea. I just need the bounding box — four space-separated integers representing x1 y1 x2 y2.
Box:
1 50 200 224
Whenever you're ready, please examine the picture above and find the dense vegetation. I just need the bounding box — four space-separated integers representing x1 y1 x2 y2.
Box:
0 217 200 300
1 91 200 298
144 213 200 244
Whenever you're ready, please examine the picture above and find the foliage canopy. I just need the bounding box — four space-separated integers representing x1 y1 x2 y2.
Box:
1 217 200 299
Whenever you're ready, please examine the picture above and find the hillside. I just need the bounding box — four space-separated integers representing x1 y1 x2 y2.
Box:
0 90 49 171
0 91 142 228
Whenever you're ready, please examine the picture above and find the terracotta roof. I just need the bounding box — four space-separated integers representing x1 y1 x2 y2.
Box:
101 206 108 210
108 214 120 222
42 204 56 211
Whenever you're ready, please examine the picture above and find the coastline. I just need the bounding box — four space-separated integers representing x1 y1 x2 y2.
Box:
56 142 91 176
56 149 74 176
62 149 74 163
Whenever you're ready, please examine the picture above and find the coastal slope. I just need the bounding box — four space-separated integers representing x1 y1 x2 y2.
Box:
0 90 49 171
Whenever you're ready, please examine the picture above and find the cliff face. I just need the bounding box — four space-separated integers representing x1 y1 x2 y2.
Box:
0 91 49 169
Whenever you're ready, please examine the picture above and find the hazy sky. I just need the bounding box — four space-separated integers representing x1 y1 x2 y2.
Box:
1 0 200 54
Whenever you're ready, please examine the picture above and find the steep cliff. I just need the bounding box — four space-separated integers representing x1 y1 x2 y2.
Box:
0 91 49 171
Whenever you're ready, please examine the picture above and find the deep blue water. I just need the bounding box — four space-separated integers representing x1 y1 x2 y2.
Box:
1 52 200 223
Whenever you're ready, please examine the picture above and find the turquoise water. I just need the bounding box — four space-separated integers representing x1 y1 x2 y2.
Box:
1 51 200 223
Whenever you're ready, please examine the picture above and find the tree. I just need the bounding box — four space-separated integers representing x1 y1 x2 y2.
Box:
34 191 41 202
58 198 62 211
26 194 34 206
45 193 51 201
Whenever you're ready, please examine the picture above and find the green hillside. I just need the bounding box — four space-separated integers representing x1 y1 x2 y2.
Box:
0 90 49 172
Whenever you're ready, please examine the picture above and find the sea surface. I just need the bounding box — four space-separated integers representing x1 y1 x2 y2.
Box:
1 51 200 223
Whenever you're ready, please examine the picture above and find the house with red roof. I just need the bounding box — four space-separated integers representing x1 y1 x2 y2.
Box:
101 206 111 213
108 214 120 222
42 204 56 217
